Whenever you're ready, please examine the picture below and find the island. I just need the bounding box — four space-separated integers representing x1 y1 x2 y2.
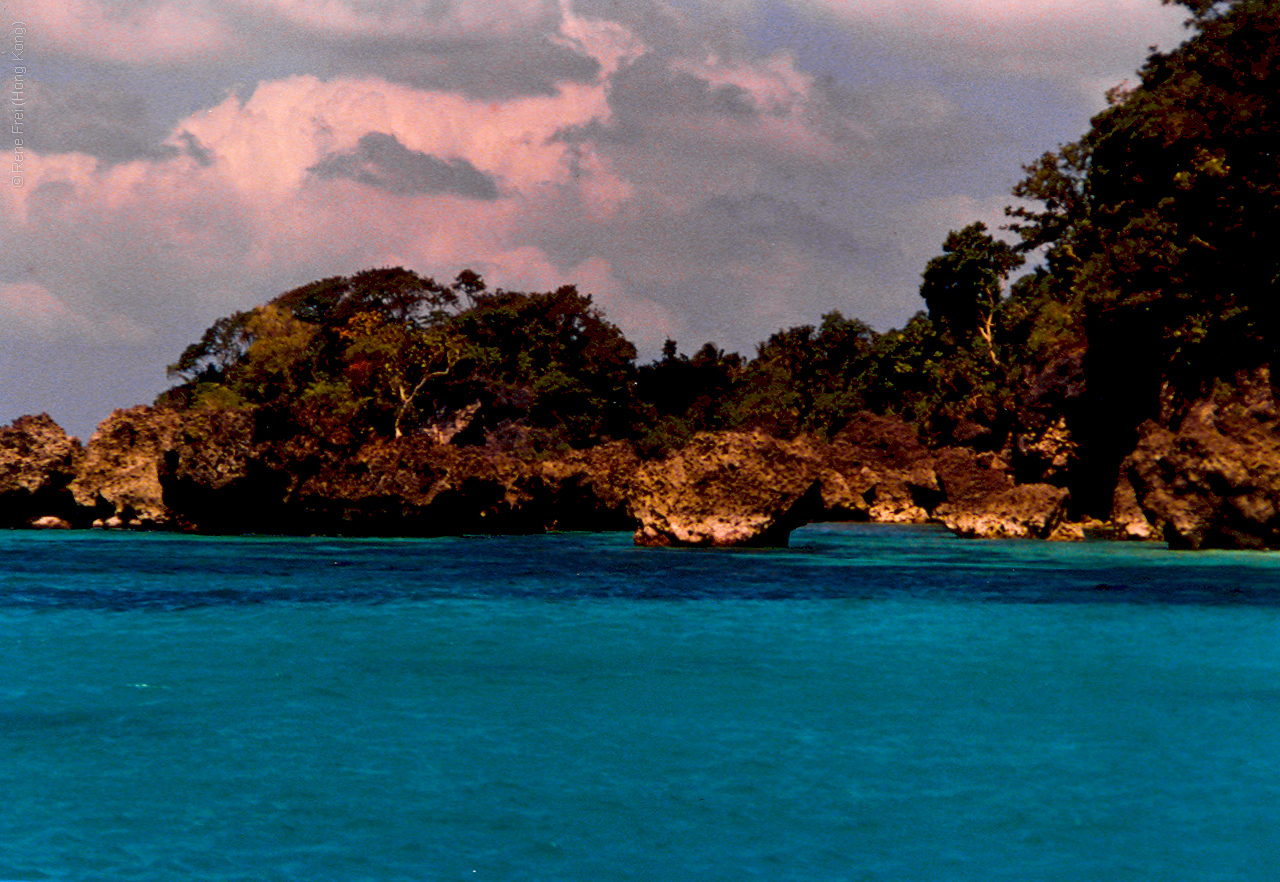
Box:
4 1 1280 549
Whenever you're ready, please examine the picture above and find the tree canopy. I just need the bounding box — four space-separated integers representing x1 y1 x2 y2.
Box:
920 222 1024 365
164 269 637 449
158 1 1280 469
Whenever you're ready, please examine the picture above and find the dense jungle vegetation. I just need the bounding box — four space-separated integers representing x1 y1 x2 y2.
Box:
161 0 1280 504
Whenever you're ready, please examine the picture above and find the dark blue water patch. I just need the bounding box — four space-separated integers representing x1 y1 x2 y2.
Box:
3 524 1280 610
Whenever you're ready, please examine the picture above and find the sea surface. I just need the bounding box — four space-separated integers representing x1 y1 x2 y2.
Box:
2 523 1280 882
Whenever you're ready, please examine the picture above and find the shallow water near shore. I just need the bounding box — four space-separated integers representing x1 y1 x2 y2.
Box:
2 524 1280 881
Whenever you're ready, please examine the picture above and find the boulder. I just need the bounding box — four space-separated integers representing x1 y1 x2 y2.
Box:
930 446 1079 540
629 431 823 547
1107 474 1157 541
1122 378 1280 549
0 414 84 527
937 483 1074 540
70 407 186 528
820 412 941 523
30 515 72 529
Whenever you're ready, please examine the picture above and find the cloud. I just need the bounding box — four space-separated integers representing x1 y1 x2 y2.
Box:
233 0 558 39
2 0 984 361
0 282 88 339
21 80 169 162
309 132 500 198
25 0 229 64
0 281 149 343
1 0 657 346
330 36 603 99
795 0 1189 98
2 0 1196 440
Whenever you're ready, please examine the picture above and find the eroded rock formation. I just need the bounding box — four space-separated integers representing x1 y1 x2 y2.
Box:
52 406 640 537
0 414 83 527
1121 375 1280 549
70 406 185 528
629 431 823 547
819 413 940 523
9 377 1280 550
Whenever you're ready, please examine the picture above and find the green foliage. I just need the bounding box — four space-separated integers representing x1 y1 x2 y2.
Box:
1007 140 1092 257
157 4 1280 464
920 222 1024 365
168 311 256 385
992 0 1280 513
1029 0 1280 396
630 341 743 455
735 312 878 436
450 285 638 445
162 270 637 449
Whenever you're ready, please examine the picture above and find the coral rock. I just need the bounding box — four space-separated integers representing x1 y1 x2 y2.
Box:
630 432 823 547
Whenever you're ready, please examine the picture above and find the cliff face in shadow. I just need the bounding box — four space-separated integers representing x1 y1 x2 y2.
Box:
0 405 1114 546
51 406 639 538
7 372 1280 550
1117 370 1280 549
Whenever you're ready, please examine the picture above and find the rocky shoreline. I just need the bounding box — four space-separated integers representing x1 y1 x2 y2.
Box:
7 382 1280 549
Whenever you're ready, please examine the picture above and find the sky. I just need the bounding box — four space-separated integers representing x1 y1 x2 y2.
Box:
1 0 1191 440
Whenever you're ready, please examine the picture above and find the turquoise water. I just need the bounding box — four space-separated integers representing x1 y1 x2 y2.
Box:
3 524 1280 881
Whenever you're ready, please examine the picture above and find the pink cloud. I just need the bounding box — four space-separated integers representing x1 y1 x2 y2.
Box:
555 0 647 77
174 72 632 204
25 0 229 63
0 281 147 342
5 2 860 358
674 50 813 115
5 52 650 332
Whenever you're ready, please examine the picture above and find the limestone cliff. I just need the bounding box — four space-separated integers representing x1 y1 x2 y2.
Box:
0 414 83 527
1121 373 1280 549
70 407 185 528
628 431 823 547
12 377 1280 550
818 412 940 523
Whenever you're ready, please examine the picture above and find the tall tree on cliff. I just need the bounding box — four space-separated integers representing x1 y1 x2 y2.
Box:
919 222 1024 366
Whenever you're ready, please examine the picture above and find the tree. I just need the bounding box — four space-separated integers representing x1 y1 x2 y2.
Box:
711 311 877 438
163 270 646 448
270 267 458 330
1080 0 1280 388
167 311 256 385
919 222 1024 365
999 0 1280 515
451 285 638 444
341 313 468 438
